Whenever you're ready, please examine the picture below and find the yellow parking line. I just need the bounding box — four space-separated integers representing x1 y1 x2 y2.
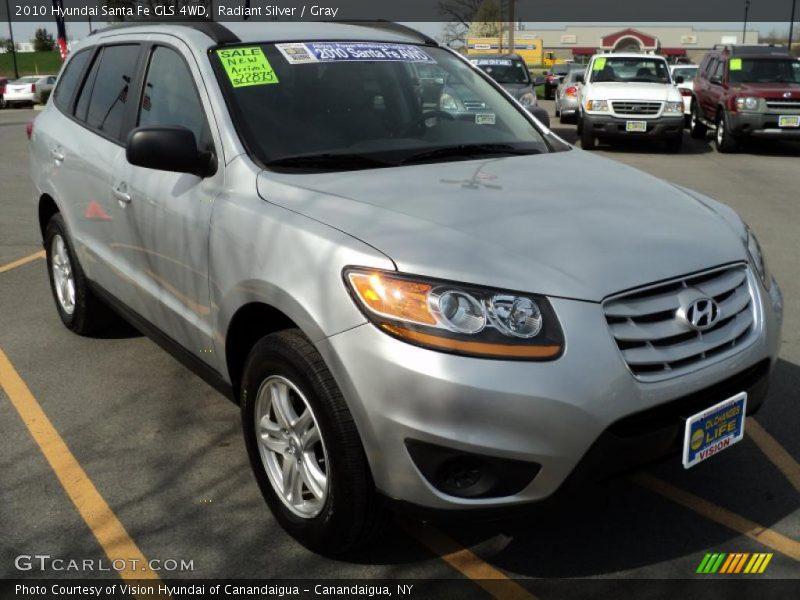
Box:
633 473 800 561
0 348 161 583
0 250 45 274
407 521 538 600
747 418 800 495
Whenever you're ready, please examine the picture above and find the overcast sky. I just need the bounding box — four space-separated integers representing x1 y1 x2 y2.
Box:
1 21 794 45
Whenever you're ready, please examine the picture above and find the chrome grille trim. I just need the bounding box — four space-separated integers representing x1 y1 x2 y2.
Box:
603 264 758 381
611 101 662 116
765 99 800 110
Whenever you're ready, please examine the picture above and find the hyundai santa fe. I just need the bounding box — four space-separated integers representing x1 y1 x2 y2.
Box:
29 22 783 554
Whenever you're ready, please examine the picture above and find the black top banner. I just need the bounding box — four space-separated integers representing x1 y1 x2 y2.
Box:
1 0 798 23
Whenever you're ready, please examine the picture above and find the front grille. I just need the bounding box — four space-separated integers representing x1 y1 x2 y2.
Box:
603 264 757 380
463 101 487 111
765 98 800 110
611 101 662 115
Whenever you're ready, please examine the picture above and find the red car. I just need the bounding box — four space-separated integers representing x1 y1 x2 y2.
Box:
690 44 800 152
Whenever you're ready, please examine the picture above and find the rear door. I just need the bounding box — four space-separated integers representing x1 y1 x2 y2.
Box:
46 43 143 293
109 40 222 358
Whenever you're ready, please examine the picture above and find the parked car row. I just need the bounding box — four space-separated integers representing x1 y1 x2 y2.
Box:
550 45 799 154
0 74 56 108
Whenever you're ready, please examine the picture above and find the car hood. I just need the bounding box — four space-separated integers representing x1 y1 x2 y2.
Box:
499 83 535 99
587 82 681 102
256 151 748 301
735 82 800 96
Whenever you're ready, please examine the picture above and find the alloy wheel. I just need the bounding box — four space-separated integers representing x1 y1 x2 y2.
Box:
51 234 75 315
254 375 329 518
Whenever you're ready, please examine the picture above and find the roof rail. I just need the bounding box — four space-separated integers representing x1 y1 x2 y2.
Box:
88 20 240 45
335 21 438 46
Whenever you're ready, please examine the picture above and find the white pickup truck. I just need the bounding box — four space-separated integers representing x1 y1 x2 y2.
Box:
577 53 686 152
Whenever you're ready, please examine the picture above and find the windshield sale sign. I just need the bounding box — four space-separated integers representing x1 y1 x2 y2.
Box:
277 42 435 64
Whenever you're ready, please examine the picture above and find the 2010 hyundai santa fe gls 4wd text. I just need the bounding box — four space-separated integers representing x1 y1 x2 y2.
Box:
30 23 783 554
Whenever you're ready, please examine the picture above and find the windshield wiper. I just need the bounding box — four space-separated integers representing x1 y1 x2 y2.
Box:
265 153 396 170
399 144 541 165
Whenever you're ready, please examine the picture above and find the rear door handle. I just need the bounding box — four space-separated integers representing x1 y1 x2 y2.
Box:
51 148 64 163
112 182 132 204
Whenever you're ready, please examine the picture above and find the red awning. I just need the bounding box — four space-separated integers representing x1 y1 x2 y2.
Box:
661 48 687 55
571 47 596 55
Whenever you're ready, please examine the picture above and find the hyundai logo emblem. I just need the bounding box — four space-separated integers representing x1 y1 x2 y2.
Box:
683 298 721 331
784 92 793 98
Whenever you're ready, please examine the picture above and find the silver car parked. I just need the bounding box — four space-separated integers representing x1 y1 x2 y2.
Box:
554 68 586 123
30 22 783 555
4 74 57 107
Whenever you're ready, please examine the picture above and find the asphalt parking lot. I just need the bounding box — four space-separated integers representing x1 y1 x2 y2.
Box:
1 102 799 596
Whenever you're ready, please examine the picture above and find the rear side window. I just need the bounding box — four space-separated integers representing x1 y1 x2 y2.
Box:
53 50 91 112
138 46 211 150
74 44 140 141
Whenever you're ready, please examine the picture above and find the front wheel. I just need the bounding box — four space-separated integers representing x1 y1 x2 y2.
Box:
241 329 385 555
580 120 595 149
715 110 738 153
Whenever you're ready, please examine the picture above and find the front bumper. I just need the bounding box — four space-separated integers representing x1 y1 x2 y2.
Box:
317 280 782 511
728 111 800 140
583 112 684 139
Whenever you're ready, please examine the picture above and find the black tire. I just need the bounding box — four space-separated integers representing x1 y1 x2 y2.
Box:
689 102 707 139
664 135 683 153
241 329 385 555
715 110 738 153
44 213 119 335
580 120 595 149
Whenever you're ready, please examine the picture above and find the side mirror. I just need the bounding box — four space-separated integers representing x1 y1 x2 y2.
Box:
675 75 685 84
126 126 215 177
710 75 723 85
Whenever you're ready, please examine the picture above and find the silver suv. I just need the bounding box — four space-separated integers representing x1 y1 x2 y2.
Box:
30 22 783 554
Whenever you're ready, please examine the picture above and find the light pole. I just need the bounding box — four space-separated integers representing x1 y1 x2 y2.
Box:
4 0 19 79
743 0 751 44
790 0 797 55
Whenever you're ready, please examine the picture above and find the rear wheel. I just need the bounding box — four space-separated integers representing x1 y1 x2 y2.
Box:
715 110 738 153
44 213 119 335
689 102 707 139
241 329 385 555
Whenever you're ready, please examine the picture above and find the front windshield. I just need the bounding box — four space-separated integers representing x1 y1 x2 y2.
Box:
471 58 530 84
214 42 549 170
728 58 800 84
590 57 671 84
671 67 698 81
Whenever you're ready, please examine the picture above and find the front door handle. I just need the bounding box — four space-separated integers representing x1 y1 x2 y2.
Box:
51 148 64 163
112 182 132 204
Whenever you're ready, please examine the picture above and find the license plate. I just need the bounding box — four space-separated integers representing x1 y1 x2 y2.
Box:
683 393 747 469
778 115 800 128
626 120 647 132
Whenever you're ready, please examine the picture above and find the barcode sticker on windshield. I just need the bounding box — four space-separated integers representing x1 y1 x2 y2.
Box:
217 47 279 87
476 113 496 125
276 42 435 64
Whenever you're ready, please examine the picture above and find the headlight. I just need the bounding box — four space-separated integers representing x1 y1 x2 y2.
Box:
586 99 608 112
519 92 537 108
440 93 459 111
746 226 770 287
736 96 760 111
663 101 683 114
344 268 564 359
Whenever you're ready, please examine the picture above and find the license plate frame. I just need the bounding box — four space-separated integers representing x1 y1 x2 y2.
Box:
778 115 800 128
682 392 747 469
626 120 647 132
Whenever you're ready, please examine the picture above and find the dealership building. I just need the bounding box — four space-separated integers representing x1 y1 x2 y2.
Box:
527 26 760 62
